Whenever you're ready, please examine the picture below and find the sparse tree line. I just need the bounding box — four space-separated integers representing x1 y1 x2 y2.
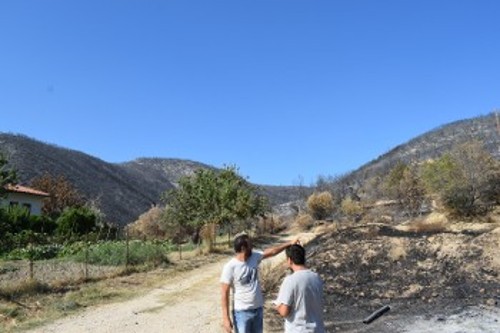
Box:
304 140 499 224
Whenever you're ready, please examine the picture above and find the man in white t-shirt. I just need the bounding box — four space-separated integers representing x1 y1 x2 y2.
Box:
275 244 325 333
221 234 298 333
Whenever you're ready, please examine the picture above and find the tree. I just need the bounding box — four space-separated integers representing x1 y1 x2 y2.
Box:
422 141 500 216
385 161 426 217
0 153 17 198
162 166 268 246
30 172 85 218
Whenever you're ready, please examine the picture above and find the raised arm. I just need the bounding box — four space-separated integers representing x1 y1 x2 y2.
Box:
262 237 299 259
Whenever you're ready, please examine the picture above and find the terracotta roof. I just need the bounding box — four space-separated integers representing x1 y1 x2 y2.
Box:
5 184 50 197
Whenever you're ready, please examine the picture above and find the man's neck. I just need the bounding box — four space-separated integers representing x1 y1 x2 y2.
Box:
235 251 250 262
291 264 307 272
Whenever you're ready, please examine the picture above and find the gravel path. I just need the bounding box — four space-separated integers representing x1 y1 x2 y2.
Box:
27 256 226 333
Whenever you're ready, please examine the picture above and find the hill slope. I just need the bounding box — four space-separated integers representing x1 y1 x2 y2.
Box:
1 112 498 226
346 112 499 185
0 135 305 225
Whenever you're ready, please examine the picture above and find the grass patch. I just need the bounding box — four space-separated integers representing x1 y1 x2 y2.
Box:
0 247 227 332
0 279 51 299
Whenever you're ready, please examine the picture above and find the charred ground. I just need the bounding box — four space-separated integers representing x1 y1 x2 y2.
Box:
265 212 500 332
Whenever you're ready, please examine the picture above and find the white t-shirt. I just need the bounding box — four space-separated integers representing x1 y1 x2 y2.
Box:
275 269 325 333
220 250 264 311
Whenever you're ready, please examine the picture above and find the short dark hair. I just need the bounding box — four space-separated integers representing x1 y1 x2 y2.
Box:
286 244 306 265
234 234 251 253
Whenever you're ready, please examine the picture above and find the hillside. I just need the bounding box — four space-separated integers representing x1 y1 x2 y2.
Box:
349 112 499 183
1 112 498 227
0 135 305 226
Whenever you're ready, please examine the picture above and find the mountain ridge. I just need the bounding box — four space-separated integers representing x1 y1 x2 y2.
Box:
1 112 498 226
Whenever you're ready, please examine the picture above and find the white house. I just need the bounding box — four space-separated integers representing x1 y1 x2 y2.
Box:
1 184 49 216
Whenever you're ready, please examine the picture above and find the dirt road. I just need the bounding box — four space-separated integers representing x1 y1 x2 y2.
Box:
27 233 315 333
28 257 227 333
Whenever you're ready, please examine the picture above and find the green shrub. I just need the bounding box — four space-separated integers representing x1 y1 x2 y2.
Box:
56 207 97 237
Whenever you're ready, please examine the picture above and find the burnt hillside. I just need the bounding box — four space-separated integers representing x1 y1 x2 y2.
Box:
0 135 305 225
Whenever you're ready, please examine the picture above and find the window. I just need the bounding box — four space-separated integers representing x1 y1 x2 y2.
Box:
22 203 32 214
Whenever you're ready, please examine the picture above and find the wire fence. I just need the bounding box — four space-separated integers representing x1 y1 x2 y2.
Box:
0 230 196 293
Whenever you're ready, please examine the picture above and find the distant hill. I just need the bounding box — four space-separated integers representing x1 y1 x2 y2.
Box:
345 112 500 186
1 112 498 226
0 134 306 226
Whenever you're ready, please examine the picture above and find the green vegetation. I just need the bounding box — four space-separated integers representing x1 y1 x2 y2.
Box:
421 141 500 216
162 165 269 246
0 153 17 198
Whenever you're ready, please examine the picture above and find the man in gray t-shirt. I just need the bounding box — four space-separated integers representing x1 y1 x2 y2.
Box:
221 234 299 333
275 244 325 333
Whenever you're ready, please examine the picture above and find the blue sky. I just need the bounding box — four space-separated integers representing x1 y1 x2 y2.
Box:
1 1 499 186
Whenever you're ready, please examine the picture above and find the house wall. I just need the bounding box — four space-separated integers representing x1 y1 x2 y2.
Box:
0 192 45 215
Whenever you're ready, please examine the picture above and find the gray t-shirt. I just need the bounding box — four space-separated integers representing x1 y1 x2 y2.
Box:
220 250 264 311
275 269 325 333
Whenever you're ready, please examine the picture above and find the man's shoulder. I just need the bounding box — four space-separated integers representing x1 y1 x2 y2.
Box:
223 257 239 268
295 269 322 281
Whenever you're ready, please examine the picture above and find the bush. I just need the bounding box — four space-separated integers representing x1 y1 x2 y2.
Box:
307 191 334 220
56 207 97 237
127 205 165 240
295 213 314 230
341 197 363 218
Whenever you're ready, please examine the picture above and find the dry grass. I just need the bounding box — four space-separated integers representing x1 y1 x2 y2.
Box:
260 261 287 295
387 238 408 262
0 249 227 332
403 212 448 233
294 213 315 231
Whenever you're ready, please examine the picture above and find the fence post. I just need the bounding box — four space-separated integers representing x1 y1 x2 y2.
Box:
28 237 34 280
84 236 89 280
125 229 130 271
